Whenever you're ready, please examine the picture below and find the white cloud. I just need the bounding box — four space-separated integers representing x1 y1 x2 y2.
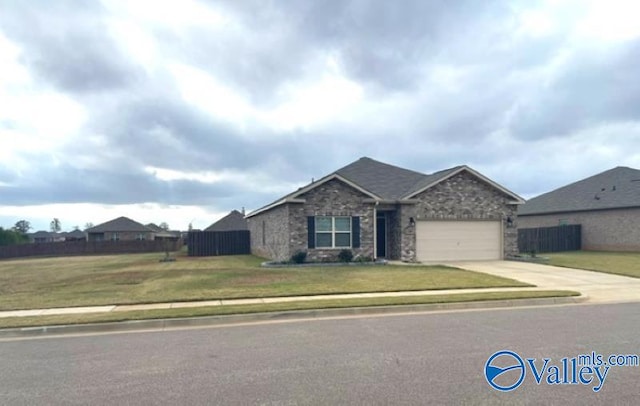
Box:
169 62 254 126
0 34 86 172
576 0 640 42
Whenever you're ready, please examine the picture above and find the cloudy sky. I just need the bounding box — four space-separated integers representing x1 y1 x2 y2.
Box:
1 0 639 232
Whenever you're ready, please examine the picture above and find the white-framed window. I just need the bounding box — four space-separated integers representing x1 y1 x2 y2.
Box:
111 232 120 241
136 233 145 241
316 216 351 248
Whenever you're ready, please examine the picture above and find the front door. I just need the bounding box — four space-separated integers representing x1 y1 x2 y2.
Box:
376 212 387 258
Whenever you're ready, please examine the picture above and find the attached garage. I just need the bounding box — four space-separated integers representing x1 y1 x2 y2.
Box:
416 221 502 262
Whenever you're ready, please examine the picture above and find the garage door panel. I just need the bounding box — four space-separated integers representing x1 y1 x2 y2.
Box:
416 221 501 262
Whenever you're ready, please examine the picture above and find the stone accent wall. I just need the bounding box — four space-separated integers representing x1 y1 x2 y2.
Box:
519 208 640 251
289 179 375 262
402 171 519 261
246 204 290 261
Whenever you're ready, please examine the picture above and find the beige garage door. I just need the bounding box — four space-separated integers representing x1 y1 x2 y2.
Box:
416 221 502 262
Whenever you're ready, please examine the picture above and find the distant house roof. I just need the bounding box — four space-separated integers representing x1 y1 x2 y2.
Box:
205 210 248 231
30 231 56 239
86 216 152 233
519 166 640 216
145 223 164 232
64 230 86 239
247 157 524 217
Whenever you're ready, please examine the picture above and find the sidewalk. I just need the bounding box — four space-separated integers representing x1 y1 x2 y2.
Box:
0 286 555 319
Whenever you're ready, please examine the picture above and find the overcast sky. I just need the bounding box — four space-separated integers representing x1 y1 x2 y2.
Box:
1 0 640 231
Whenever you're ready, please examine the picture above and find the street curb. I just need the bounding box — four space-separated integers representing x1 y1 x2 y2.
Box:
0 295 588 339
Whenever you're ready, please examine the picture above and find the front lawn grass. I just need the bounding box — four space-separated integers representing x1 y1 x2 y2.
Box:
0 290 578 329
546 251 640 278
0 252 531 311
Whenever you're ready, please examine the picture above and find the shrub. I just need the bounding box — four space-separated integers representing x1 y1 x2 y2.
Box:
338 249 353 263
290 251 307 264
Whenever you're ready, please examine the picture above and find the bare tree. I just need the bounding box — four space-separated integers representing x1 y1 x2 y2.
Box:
159 222 170 231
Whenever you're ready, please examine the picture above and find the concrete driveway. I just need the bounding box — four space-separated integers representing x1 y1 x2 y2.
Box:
451 260 640 304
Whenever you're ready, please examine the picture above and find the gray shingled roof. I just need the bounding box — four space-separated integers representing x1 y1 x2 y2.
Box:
519 166 640 215
86 216 151 233
64 230 86 238
145 223 164 232
205 210 248 231
335 157 428 199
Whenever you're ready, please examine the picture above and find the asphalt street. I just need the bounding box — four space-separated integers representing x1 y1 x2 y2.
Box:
1 303 639 405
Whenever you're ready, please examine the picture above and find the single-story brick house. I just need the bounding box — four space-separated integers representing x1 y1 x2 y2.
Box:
519 166 640 251
86 216 157 242
246 157 524 262
28 231 66 243
205 210 248 232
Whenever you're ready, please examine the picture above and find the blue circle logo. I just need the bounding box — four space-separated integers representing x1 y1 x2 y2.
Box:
484 350 526 391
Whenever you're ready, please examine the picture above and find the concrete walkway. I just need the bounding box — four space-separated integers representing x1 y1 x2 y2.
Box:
448 260 640 304
0 286 548 319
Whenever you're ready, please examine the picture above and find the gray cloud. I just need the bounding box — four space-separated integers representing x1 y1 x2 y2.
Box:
510 42 640 139
1 0 640 216
0 1 140 93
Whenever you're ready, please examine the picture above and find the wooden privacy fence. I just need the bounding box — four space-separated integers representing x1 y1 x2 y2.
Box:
518 225 582 253
0 239 183 260
188 230 250 256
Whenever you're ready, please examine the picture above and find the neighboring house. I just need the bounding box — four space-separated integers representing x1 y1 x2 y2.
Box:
145 223 181 240
519 166 640 251
86 217 156 242
246 157 524 262
62 230 86 241
29 231 66 243
205 210 248 232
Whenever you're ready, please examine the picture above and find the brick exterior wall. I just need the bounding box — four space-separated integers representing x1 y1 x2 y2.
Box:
519 207 640 251
290 179 375 262
246 203 290 261
400 171 519 261
248 179 376 262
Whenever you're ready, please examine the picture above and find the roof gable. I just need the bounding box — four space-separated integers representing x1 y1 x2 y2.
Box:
520 166 640 215
205 210 248 231
403 165 525 203
86 216 151 233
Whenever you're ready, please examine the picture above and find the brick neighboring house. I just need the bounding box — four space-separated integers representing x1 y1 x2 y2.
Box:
519 166 640 251
246 157 524 262
145 223 182 240
29 231 66 243
86 217 156 242
62 230 86 241
28 230 86 243
205 210 248 232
